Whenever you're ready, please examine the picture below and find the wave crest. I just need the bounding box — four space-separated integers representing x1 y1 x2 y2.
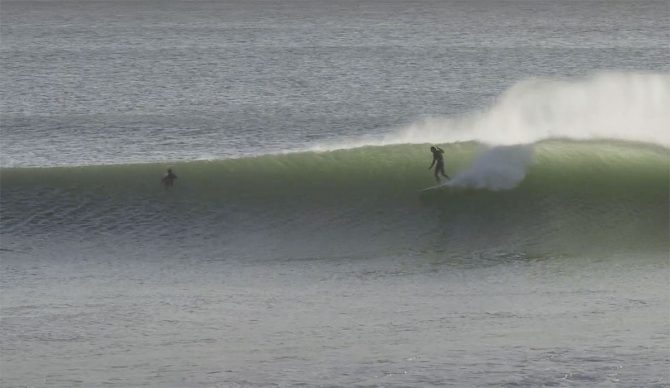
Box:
313 72 670 151
2 141 668 256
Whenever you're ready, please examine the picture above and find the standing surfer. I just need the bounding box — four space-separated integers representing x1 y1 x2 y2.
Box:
161 168 177 188
428 146 450 182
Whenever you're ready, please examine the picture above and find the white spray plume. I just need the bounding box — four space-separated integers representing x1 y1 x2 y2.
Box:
383 72 670 148
446 145 535 190
384 73 670 148
311 72 670 151
313 72 670 190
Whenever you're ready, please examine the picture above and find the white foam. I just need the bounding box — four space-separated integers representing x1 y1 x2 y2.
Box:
316 72 670 190
315 71 670 151
448 145 534 190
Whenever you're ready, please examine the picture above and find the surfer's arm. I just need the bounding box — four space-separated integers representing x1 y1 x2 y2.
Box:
428 158 436 169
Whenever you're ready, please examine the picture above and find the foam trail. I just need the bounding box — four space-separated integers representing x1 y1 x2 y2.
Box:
447 145 535 190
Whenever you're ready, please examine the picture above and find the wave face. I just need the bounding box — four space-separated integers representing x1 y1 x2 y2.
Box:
2 140 668 260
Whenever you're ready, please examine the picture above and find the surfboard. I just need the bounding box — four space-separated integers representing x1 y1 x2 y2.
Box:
421 182 451 192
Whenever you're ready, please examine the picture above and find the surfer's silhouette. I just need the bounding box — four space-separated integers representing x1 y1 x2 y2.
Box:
428 146 450 182
161 168 177 188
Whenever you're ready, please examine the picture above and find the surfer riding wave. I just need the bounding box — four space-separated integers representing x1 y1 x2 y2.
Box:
428 146 450 182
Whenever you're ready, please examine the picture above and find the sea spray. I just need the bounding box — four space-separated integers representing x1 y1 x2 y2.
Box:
448 145 535 190
380 72 670 148
308 72 670 153
308 72 670 190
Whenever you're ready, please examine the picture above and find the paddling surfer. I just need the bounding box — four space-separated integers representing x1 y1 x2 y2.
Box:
161 168 177 188
428 146 450 182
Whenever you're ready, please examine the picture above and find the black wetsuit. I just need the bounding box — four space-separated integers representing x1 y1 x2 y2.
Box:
430 148 449 181
162 171 177 187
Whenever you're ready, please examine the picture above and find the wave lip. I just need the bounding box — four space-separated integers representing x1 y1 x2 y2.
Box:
312 72 670 152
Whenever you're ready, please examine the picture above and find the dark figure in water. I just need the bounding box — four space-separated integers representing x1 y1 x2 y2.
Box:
428 146 450 182
161 168 177 188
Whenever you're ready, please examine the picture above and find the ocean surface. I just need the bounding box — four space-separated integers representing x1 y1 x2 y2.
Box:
1 0 669 387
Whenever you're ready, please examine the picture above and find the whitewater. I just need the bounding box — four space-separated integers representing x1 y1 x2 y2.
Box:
306 72 670 191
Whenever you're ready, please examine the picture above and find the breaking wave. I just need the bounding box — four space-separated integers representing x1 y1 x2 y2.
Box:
2 72 668 260
312 72 670 150
2 140 668 259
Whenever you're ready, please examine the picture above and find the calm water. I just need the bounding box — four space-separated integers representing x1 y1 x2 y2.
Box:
1 0 669 387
